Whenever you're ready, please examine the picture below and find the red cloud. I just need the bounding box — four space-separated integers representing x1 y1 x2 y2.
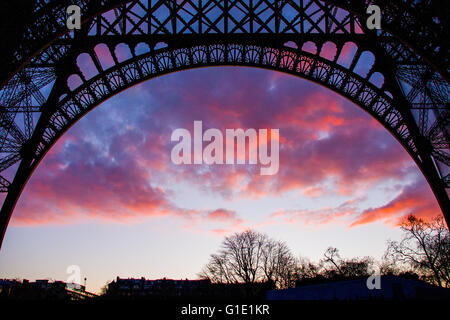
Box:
350 180 441 227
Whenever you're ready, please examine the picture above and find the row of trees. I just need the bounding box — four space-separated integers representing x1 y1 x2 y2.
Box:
198 229 298 289
199 215 450 289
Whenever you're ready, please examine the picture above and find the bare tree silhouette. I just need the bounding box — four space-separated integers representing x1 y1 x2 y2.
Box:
385 215 450 287
316 247 373 281
199 230 298 289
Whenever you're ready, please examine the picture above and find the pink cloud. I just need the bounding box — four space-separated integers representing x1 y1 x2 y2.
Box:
350 180 441 227
268 175 442 228
207 209 237 221
271 198 359 226
10 67 440 230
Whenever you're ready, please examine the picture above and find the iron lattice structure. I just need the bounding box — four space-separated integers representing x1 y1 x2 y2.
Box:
0 0 448 247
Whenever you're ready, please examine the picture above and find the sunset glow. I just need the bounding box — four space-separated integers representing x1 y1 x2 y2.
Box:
0 67 440 293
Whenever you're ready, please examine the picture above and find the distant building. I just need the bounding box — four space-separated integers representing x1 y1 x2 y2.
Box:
105 277 212 299
0 279 97 300
104 277 271 299
267 275 450 300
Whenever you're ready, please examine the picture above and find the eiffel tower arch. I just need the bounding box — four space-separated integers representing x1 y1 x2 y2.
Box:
0 1 448 248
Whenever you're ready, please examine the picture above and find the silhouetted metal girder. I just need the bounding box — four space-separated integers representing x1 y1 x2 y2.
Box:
0 110 26 145
0 0 448 250
53 33 378 50
0 0 448 87
321 0 449 81
0 153 21 173
0 106 41 113
0 176 10 193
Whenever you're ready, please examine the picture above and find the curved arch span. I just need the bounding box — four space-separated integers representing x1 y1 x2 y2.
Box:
0 1 448 250
0 40 448 249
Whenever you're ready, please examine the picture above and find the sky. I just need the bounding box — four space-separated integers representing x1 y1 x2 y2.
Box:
0 67 442 294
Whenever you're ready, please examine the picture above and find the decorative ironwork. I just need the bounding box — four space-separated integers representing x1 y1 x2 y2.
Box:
0 0 448 248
